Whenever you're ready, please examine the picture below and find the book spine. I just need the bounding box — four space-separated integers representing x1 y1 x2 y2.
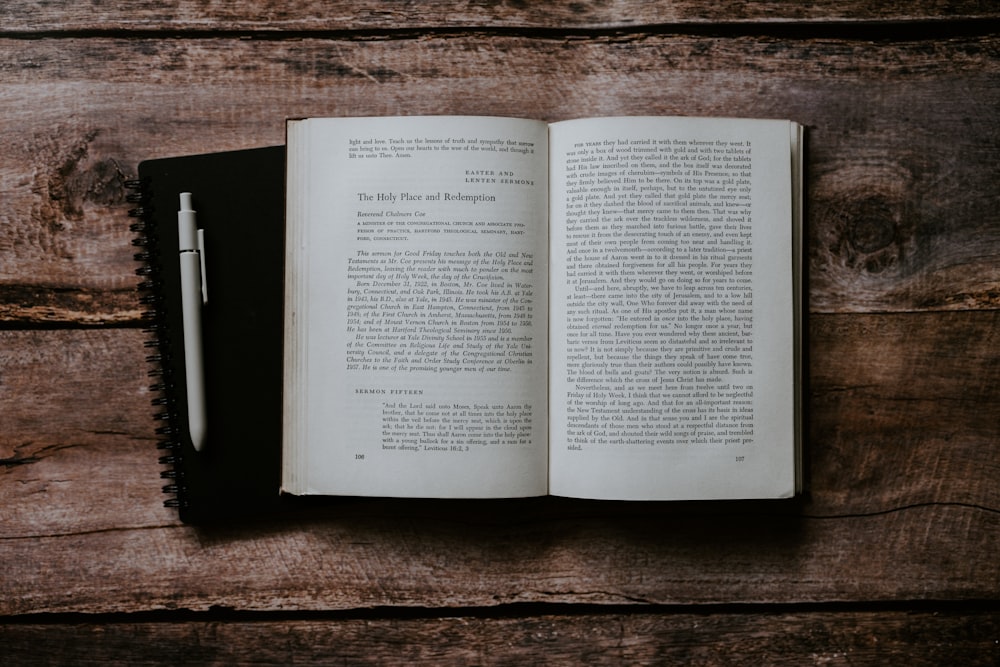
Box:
126 178 189 513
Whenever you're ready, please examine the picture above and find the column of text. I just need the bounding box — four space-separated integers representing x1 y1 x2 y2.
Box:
561 137 756 448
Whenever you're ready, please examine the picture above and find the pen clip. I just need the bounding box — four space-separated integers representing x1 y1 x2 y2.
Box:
197 228 208 305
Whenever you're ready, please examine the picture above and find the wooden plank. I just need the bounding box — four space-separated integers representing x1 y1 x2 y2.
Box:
2 503 998 615
808 311 1000 512
1 610 998 665
0 329 168 532
1 34 998 323
2 312 998 613
1 329 153 459
1 1 997 33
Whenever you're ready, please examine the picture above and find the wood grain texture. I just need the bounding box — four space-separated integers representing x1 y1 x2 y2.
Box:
2 610 998 665
2 4 998 659
2 502 997 615
1 34 998 322
2 1 997 33
2 313 997 614
808 311 1000 512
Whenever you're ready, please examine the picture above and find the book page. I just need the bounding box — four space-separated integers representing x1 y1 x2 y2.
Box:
284 116 549 498
548 117 798 500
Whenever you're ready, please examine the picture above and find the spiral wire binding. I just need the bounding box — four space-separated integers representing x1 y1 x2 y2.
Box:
126 178 189 512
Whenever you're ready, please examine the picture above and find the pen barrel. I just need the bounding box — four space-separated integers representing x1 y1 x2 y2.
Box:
178 210 198 251
179 251 207 450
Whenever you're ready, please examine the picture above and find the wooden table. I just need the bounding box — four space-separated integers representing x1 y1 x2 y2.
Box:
2 2 998 663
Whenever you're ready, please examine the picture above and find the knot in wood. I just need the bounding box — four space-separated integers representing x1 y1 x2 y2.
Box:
849 216 895 254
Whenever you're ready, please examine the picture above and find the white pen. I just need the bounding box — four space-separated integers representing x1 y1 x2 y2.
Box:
178 192 208 451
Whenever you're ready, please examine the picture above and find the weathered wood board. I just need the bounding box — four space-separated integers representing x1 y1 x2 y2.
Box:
2 610 998 666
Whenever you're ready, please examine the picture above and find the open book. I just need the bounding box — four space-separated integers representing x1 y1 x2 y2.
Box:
283 115 803 501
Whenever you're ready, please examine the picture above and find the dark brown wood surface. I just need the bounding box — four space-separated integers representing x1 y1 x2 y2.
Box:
1 2 998 663
2 610 997 665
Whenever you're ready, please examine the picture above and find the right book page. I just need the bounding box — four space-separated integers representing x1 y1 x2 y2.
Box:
548 116 802 500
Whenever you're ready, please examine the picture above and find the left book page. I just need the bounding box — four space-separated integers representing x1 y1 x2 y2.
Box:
283 116 550 498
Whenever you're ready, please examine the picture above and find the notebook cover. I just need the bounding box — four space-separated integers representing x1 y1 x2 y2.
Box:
132 146 285 522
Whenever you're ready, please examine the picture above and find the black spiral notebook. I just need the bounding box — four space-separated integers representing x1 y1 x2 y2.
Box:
128 146 286 522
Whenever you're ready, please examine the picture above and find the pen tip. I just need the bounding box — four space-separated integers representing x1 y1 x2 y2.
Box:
179 192 193 211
